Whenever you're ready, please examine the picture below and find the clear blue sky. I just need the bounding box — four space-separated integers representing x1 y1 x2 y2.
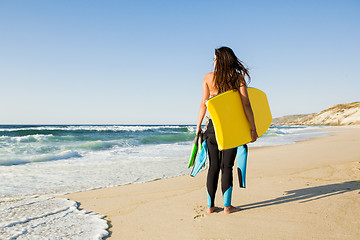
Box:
1 0 359 124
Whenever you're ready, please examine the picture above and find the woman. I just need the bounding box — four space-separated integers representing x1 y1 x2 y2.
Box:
196 46 258 214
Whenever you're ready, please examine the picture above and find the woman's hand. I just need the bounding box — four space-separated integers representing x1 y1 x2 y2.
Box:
196 126 203 135
250 129 258 143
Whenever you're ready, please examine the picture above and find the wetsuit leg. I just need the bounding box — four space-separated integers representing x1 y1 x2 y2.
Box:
220 147 237 207
205 121 220 208
237 144 248 188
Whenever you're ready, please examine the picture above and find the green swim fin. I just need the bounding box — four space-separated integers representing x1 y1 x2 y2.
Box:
187 132 203 168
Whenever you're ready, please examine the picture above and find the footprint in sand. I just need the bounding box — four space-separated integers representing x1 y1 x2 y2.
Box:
193 205 206 219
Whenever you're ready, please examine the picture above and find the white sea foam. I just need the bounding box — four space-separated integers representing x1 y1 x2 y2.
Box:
0 197 108 240
0 150 82 166
0 134 54 143
251 125 330 148
0 142 192 199
0 142 190 239
0 125 193 132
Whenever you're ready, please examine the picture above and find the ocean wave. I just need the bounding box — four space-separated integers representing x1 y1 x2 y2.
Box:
0 134 113 144
264 125 321 136
64 141 120 151
0 150 82 166
0 125 195 133
139 133 195 144
0 134 54 143
0 126 196 148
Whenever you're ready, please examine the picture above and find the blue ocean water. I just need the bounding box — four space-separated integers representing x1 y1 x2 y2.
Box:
0 124 330 239
0 125 194 166
0 124 328 167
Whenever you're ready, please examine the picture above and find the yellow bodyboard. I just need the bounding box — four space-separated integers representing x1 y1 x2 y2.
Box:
205 88 272 150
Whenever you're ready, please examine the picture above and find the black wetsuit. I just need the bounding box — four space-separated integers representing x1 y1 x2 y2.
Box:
204 119 237 207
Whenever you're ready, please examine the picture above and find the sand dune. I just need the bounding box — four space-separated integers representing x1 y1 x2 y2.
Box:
273 102 360 125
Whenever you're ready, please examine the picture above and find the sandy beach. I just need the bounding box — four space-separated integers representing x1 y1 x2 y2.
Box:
60 127 360 239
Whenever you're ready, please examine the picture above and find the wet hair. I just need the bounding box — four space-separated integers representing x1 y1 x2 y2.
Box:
213 46 251 93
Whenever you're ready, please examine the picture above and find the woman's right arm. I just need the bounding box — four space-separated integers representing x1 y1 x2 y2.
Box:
239 83 258 142
196 74 210 134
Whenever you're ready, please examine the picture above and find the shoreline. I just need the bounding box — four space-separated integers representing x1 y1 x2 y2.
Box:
45 125 335 199
59 126 360 239
0 125 332 201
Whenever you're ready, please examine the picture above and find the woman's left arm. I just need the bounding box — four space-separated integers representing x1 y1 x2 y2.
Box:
239 84 258 142
196 74 210 134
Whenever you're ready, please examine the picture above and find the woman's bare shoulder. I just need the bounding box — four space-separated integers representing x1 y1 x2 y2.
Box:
203 72 214 82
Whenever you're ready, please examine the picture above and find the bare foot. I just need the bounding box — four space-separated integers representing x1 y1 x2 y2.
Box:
224 205 238 214
207 207 217 214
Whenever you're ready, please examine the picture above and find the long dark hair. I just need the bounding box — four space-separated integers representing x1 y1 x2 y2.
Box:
214 46 251 93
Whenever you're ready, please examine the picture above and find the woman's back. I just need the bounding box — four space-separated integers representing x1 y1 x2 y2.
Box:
204 72 218 97
204 71 243 98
